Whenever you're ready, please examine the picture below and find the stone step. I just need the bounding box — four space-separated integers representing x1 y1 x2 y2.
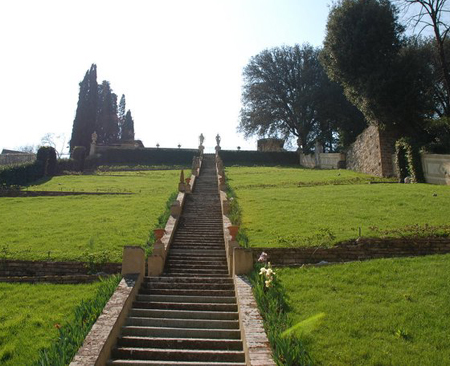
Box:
165 264 228 271
162 272 229 278
108 359 246 366
145 276 233 284
140 288 235 297
116 336 243 350
121 326 241 339
111 347 245 363
168 249 225 257
164 258 227 265
126 317 239 329
129 309 238 321
133 301 238 312
136 294 236 304
143 281 233 290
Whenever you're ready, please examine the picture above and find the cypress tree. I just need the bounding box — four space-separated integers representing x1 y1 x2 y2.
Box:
70 64 98 154
122 110 135 141
118 94 126 139
96 81 120 144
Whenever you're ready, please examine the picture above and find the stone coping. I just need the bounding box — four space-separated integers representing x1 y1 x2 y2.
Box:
69 274 142 366
234 275 276 366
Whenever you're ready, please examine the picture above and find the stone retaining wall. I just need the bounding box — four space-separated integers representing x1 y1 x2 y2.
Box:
0 260 121 277
0 274 105 284
250 238 450 266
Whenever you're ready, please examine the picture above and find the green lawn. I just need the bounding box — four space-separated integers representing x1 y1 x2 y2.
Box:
0 170 179 261
226 166 450 247
0 281 103 366
278 254 450 366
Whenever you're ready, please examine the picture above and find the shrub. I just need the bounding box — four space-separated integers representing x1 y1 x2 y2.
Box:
72 146 87 172
37 146 57 176
218 150 299 166
57 158 76 173
395 138 425 183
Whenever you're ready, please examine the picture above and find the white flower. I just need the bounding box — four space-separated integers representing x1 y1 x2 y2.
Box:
265 279 273 288
259 267 267 275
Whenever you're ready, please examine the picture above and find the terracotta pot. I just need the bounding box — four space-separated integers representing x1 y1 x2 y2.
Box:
228 225 239 241
154 228 166 241
185 177 191 185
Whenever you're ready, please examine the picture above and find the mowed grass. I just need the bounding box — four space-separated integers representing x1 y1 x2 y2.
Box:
0 170 179 261
226 167 450 247
0 281 103 366
278 254 450 366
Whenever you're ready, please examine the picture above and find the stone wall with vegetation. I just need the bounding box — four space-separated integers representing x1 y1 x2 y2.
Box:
251 238 450 266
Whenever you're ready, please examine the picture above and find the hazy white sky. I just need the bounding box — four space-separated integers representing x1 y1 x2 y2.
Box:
0 0 332 153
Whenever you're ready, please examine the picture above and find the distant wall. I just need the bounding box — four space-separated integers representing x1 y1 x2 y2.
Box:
219 150 299 166
299 152 344 169
257 138 284 152
0 153 36 166
422 153 450 185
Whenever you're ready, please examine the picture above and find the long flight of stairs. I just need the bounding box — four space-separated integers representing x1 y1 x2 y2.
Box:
108 154 246 366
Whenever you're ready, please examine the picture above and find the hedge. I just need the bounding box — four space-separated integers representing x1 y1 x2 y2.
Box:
218 150 299 166
97 147 198 166
0 161 44 187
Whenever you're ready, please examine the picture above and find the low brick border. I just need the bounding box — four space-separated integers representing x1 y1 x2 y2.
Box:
0 190 133 197
0 274 106 284
70 274 142 366
0 260 121 277
250 238 450 266
235 275 276 366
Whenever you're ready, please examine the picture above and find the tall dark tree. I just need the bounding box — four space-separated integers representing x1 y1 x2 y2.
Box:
70 64 98 153
96 81 119 144
121 110 135 141
321 0 433 139
118 94 126 139
396 0 450 114
239 44 365 153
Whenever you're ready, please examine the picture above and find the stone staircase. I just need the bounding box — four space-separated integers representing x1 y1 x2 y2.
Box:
108 155 246 366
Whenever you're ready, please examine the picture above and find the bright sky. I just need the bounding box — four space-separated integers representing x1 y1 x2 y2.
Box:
0 0 332 153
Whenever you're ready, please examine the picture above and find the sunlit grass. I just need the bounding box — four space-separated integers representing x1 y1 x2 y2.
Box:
226 166 450 247
0 170 180 261
278 254 450 365
0 281 102 366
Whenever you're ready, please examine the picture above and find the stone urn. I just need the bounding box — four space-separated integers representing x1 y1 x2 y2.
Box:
154 228 166 241
228 225 239 241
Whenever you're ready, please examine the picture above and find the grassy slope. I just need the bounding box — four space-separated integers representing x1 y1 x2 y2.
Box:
0 281 102 366
226 167 450 247
278 254 450 366
0 171 179 261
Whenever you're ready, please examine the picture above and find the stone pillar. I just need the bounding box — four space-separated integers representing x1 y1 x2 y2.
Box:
314 140 323 168
170 200 182 217
148 255 164 276
121 246 145 276
233 248 253 275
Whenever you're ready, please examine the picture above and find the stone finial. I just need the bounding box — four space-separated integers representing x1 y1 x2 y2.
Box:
179 170 185 184
91 131 98 144
216 134 221 147
199 133 205 147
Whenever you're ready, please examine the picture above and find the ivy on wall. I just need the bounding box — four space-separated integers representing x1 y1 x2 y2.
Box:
395 138 425 183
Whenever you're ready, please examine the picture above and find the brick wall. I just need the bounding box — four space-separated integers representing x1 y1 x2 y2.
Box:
346 126 397 177
0 260 121 277
250 238 450 266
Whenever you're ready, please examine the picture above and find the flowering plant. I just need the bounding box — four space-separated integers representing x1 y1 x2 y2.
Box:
258 252 275 288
